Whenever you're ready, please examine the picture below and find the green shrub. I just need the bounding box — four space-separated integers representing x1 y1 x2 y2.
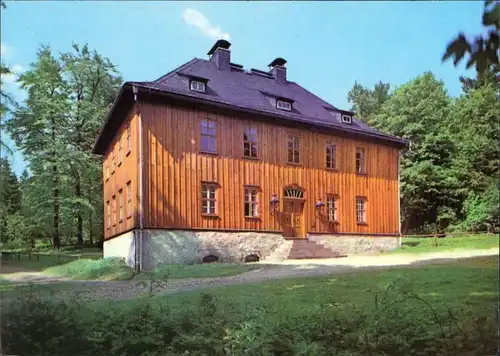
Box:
1 276 498 356
395 234 499 253
1 289 92 356
44 257 135 280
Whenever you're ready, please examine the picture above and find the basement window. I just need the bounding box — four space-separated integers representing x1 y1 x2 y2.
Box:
276 100 292 111
190 80 206 93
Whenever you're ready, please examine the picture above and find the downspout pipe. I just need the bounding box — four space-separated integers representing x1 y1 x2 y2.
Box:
397 150 402 248
133 85 144 272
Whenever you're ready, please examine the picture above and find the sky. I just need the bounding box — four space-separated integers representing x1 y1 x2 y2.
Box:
0 1 486 176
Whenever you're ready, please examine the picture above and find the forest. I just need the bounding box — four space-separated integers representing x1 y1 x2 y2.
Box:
0 2 498 249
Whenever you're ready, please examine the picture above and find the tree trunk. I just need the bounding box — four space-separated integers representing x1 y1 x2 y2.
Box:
88 211 93 245
52 166 60 249
75 173 83 245
88 179 93 245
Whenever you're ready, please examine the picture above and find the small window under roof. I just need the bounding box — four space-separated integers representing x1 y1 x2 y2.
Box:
190 80 206 93
277 99 292 111
341 114 352 124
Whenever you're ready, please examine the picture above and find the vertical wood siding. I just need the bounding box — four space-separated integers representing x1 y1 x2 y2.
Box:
103 109 139 240
138 102 400 236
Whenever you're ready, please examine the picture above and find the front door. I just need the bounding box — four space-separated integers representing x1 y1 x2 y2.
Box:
283 200 305 238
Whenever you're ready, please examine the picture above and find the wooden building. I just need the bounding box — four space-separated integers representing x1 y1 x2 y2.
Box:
93 40 407 269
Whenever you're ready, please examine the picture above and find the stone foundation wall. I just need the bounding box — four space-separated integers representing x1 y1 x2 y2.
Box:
103 231 136 267
309 235 400 255
141 230 286 270
104 230 400 271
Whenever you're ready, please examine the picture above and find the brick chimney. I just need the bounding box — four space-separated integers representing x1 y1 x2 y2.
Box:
208 39 231 71
268 57 287 83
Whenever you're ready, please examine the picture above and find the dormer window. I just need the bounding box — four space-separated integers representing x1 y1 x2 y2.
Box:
277 100 292 111
341 114 352 124
190 80 206 93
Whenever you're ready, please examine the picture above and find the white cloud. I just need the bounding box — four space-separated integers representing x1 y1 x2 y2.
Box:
1 42 15 60
182 8 230 40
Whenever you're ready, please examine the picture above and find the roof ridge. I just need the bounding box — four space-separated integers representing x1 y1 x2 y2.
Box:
154 58 200 83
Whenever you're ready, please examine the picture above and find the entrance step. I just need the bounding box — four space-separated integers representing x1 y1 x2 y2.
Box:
264 239 347 261
287 239 346 259
264 240 293 261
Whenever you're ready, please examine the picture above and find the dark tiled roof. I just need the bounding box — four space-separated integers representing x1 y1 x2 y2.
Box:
142 59 403 140
93 57 407 154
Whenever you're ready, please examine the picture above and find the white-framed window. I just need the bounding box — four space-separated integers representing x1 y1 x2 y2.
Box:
277 100 292 111
126 181 132 218
126 124 132 154
356 147 366 174
341 114 352 124
284 186 304 199
287 135 300 164
201 119 217 153
111 150 116 174
244 186 259 217
356 197 367 224
243 126 258 158
118 136 123 165
326 142 337 169
112 195 116 226
326 195 338 222
106 200 111 229
118 189 124 222
201 183 217 215
190 80 206 93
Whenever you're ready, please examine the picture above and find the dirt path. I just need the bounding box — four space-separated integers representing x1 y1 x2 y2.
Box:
2 248 498 302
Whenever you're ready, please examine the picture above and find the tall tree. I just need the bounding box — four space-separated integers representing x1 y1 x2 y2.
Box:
347 81 391 124
61 44 121 244
7 46 70 248
373 72 459 233
0 158 21 214
5 44 121 249
0 157 21 244
449 67 500 231
0 64 15 154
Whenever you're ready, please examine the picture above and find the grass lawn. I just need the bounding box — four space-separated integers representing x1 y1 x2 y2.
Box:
116 255 498 314
43 258 135 281
1 246 130 282
388 234 499 254
1 246 103 272
82 255 499 355
3 255 498 355
135 262 261 280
